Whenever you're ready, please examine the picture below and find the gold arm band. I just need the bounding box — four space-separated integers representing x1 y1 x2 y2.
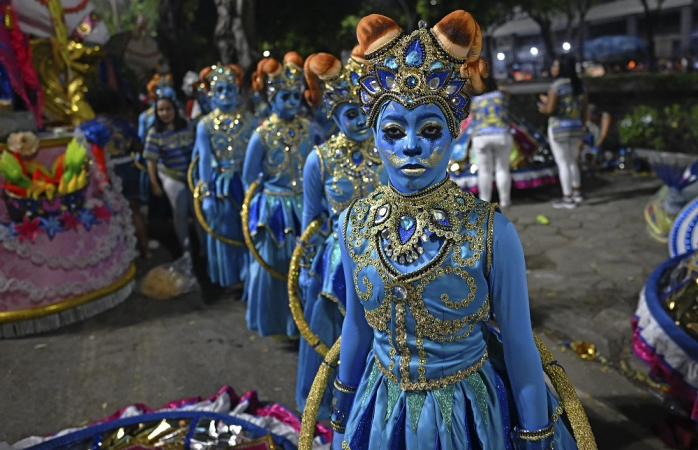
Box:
299 337 341 450
241 180 288 281
535 333 597 449
193 181 245 247
187 153 199 192
288 218 331 356
334 378 358 394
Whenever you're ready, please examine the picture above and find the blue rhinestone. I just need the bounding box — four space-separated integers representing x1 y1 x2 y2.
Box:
385 56 398 70
400 215 415 230
406 76 418 88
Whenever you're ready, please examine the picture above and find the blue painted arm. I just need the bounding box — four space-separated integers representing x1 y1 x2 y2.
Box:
302 150 324 232
488 213 548 430
337 208 374 386
196 122 212 187
242 132 264 190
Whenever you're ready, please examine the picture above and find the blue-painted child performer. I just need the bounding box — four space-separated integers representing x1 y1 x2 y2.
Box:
242 52 317 337
295 47 388 417
195 64 256 288
329 11 595 450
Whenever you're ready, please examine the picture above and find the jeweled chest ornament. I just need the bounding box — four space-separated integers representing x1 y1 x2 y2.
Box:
372 178 466 265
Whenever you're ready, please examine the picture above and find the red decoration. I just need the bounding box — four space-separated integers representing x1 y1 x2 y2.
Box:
59 210 81 231
91 204 111 221
14 216 41 242
91 143 109 182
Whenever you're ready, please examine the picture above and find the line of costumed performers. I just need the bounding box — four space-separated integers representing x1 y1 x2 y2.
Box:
1 0 602 448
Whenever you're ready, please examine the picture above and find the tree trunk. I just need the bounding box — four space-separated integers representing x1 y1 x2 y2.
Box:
156 0 187 88
644 9 658 71
213 0 258 70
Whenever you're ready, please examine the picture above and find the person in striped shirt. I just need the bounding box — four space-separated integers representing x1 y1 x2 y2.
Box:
144 96 195 250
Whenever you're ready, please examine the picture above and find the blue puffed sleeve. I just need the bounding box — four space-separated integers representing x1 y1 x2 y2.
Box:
302 150 324 232
242 132 264 189
488 212 549 430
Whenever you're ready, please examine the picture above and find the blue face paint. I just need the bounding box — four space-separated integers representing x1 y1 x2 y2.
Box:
209 80 238 112
332 103 371 142
374 101 453 193
270 88 302 120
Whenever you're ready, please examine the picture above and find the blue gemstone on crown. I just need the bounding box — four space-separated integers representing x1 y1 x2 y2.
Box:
426 69 451 90
430 61 445 70
385 56 398 70
405 76 418 88
361 76 381 94
404 39 424 67
445 79 465 96
376 67 396 90
350 72 360 85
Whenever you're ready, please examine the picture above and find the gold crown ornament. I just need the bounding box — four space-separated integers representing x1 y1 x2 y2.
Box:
319 57 367 117
266 62 304 98
205 63 240 89
359 14 487 138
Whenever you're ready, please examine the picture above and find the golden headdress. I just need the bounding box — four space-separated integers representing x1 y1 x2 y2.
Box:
356 11 489 137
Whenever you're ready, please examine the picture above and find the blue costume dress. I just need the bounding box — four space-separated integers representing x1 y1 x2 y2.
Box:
197 108 256 287
339 178 577 449
242 113 315 337
296 133 386 416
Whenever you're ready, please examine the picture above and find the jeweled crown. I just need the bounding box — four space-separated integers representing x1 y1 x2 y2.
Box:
205 63 239 88
321 57 367 117
267 62 304 98
360 21 471 138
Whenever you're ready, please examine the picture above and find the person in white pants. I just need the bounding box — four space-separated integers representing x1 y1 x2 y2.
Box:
469 78 513 207
539 54 588 209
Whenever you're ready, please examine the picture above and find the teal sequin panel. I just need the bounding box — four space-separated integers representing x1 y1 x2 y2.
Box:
433 383 456 431
385 378 401 421
363 363 380 405
467 372 489 426
406 390 427 432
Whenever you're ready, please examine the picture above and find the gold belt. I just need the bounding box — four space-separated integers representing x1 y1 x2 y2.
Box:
374 349 488 391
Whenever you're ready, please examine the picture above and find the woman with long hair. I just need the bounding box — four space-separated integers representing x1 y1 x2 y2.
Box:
539 54 588 209
143 96 195 251
470 76 513 207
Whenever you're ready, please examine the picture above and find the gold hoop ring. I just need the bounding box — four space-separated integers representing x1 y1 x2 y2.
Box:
192 182 246 247
298 336 341 450
288 218 330 356
241 180 288 281
535 334 597 449
187 154 199 192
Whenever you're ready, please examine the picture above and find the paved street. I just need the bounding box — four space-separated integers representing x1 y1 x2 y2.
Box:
0 172 676 448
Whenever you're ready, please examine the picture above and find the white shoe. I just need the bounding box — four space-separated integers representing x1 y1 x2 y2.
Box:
572 193 584 203
552 198 576 209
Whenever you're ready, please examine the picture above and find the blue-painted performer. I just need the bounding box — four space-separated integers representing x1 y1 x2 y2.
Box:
321 12 595 450
194 64 256 288
294 48 388 418
242 52 317 337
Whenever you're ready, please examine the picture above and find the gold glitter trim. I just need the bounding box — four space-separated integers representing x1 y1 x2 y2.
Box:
288 218 330 356
298 337 341 450
535 334 598 449
187 153 198 192
241 180 287 281
486 203 496 278
193 181 245 247
0 263 136 323
374 349 488 391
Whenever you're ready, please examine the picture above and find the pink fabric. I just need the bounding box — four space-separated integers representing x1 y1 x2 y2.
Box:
632 318 698 420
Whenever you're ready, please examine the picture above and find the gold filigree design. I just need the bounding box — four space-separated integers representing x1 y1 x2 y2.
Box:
256 114 311 193
316 133 382 216
321 57 367 116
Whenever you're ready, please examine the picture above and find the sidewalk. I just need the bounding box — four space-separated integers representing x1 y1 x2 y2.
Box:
0 171 676 448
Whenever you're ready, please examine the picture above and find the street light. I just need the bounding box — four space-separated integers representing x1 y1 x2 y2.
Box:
497 52 505 61
562 42 571 52
530 47 539 56
263 50 270 57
